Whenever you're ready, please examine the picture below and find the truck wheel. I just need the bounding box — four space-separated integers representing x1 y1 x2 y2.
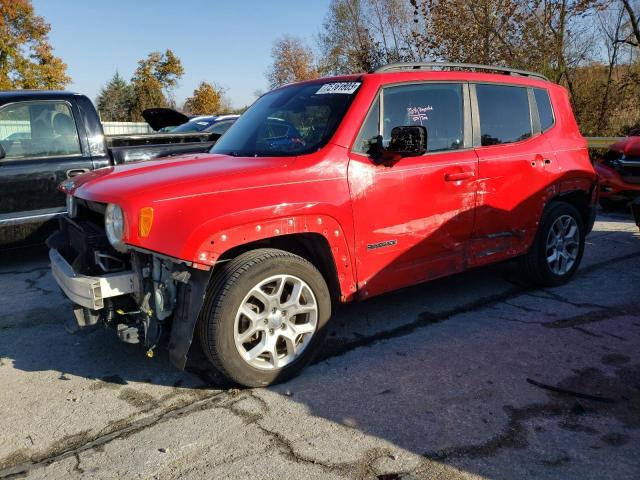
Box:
198 248 331 387
520 202 585 287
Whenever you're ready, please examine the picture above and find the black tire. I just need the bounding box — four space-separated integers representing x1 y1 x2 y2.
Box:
520 202 585 287
197 248 331 387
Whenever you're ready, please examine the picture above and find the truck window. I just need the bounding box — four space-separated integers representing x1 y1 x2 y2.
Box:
533 88 554 131
0 101 82 160
476 84 532 146
381 83 464 153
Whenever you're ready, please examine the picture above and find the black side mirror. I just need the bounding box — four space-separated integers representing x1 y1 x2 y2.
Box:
0 143 5 160
370 126 427 165
387 126 427 156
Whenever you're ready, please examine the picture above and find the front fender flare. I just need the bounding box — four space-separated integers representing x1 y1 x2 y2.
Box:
190 214 357 302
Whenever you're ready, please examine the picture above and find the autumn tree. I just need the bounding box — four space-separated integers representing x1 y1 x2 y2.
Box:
183 81 229 114
266 35 321 88
130 49 184 120
318 0 419 74
411 0 527 65
95 72 134 121
0 0 70 89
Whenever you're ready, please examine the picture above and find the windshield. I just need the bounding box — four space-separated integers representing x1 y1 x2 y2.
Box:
211 81 360 157
172 117 216 133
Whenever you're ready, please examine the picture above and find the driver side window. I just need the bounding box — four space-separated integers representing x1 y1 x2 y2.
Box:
353 84 465 156
0 101 81 160
382 83 464 153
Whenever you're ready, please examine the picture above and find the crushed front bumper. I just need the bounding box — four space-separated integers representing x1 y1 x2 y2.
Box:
596 162 640 201
50 248 136 310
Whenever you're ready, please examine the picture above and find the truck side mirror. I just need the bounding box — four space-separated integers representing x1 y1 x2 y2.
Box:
370 126 427 165
0 143 6 160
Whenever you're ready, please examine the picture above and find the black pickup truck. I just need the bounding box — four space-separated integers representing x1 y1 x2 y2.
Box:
0 91 218 248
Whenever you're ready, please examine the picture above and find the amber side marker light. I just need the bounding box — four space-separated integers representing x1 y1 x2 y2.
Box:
138 207 154 238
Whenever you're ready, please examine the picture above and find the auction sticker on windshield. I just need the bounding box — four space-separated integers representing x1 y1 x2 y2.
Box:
316 82 361 95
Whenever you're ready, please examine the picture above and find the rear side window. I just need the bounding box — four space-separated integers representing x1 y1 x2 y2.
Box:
534 88 554 131
476 84 531 146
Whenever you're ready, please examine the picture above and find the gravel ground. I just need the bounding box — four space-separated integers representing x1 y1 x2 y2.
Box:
0 210 638 479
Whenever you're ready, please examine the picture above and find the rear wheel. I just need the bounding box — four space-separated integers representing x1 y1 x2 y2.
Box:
198 248 331 387
520 202 585 287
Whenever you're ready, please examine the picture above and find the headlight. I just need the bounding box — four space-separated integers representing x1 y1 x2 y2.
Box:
105 203 126 252
66 195 77 218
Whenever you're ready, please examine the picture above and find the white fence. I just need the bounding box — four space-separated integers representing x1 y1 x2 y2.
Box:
0 121 30 140
102 122 153 135
0 120 153 139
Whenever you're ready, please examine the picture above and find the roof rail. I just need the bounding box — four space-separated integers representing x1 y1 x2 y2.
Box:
374 62 549 81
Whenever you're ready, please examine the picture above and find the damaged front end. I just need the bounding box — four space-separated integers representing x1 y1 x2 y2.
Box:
47 198 209 369
597 142 640 203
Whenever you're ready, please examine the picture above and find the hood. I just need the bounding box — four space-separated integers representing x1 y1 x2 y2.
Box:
66 153 290 204
142 108 190 131
610 136 640 157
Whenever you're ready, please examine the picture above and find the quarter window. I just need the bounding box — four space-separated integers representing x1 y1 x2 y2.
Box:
0 101 81 159
476 84 532 146
534 88 554 131
353 96 380 155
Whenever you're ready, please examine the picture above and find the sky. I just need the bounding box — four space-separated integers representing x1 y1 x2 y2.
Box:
32 0 333 109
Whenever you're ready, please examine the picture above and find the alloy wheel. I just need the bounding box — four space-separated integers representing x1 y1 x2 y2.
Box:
233 274 318 370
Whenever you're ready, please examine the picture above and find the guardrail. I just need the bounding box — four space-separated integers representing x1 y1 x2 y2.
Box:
586 137 623 148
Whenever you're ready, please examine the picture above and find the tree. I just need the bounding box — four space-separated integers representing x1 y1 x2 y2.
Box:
266 35 321 88
95 72 134 121
319 0 384 74
183 81 229 114
411 0 526 65
129 49 184 120
619 0 640 46
319 0 419 74
0 0 70 89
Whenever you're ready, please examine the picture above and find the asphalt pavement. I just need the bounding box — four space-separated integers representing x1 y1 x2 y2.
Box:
0 210 638 479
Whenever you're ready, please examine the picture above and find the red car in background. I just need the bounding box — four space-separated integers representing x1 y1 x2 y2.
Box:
595 135 640 209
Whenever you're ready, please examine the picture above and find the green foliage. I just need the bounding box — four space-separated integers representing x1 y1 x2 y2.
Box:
0 0 70 89
96 72 134 121
129 50 184 120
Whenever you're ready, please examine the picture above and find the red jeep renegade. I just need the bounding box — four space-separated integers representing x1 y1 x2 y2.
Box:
49 63 598 387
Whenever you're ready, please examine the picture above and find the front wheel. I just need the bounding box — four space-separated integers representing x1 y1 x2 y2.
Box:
520 202 585 287
198 249 331 387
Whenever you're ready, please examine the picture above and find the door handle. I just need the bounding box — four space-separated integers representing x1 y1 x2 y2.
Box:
66 168 89 178
444 171 475 182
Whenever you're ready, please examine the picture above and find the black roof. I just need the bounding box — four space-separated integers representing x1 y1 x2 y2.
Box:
0 90 82 102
